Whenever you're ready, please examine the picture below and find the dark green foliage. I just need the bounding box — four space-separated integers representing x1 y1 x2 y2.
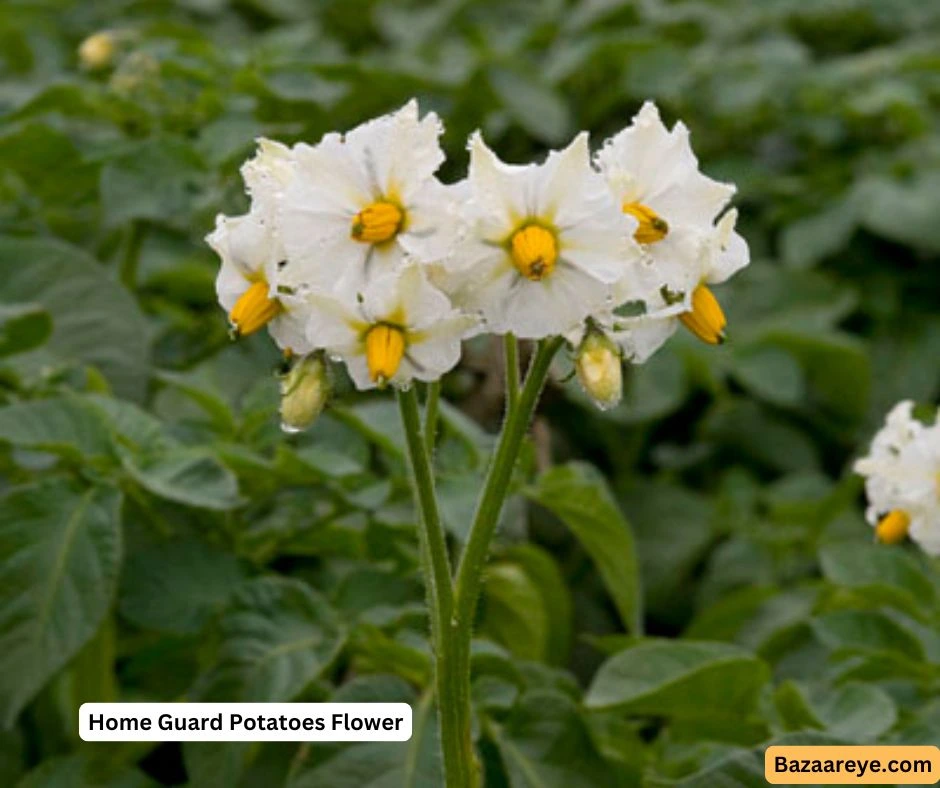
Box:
0 0 938 785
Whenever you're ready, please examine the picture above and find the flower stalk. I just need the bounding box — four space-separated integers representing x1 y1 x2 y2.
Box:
398 337 563 787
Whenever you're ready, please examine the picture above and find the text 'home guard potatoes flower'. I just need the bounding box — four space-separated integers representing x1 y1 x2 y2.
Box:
854 401 940 556
207 98 752 417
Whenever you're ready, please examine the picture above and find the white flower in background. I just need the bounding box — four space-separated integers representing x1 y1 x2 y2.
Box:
594 101 748 353
278 100 458 298
208 210 312 353
305 264 479 390
854 401 940 556
445 132 639 339
78 31 117 70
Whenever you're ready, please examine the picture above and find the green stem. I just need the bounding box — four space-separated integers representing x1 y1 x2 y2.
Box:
503 334 519 411
454 336 562 645
397 389 473 788
424 380 441 456
446 336 562 787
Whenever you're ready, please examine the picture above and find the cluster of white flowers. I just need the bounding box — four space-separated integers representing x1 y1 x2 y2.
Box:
854 402 940 556
208 99 748 425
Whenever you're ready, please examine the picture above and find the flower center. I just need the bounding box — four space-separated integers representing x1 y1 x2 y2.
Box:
229 280 281 337
623 201 669 245
510 225 557 281
365 324 406 385
351 201 404 244
875 509 910 545
679 284 726 345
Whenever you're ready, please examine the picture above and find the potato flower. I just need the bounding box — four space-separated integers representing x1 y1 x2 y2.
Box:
446 132 640 339
209 140 318 353
278 100 457 298
594 101 748 354
304 264 479 390
854 401 940 556
208 210 313 354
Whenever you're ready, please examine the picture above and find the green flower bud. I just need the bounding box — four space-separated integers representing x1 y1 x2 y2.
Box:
279 353 329 433
575 330 622 411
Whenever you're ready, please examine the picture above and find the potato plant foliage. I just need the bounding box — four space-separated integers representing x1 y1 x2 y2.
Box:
0 1 939 786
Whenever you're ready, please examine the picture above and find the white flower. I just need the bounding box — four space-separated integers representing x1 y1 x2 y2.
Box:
207 210 311 354
444 131 639 339
278 99 458 298
305 264 479 390
593 101 748 355
241 138 295 221
854 401 940 556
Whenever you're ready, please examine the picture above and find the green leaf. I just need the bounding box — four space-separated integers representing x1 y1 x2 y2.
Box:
119 539 245 634
0 481 122 728
0 302 51 358
120 446 241 510
488 66 572 145
99 138 207 230
647 732 848 788
491 690 614 788
585 640 769 717
18 754 159 787
0 397 113 460
197 577 344 702
0 237 151 401
812 683 897 741
287 689 442 788
810 610 926 661
819 542 936 619
772 681 824 733
728 345 805 407
506 544 572 665
332 401 405 460
526 462 642 634
480 562 551 663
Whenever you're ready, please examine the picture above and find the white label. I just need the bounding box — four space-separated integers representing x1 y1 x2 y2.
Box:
79 703 412 742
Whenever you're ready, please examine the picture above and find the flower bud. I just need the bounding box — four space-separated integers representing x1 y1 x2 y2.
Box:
575 330 622 410
279 354 329 433
78 32 116 71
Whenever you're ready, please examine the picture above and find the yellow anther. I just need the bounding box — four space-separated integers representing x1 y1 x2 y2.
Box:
623 201 669 245
510 225 557 281
365 324 406 385
875 510 910 545
229 281 281 337
351 201 404 244
679 284 726 345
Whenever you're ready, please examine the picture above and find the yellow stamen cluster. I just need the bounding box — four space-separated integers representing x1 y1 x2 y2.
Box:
623 201 669 245
510 225 557 281
875 510 910 545
365 324 406 385
351 201 404 244
679 284 726 345
229 281 282 337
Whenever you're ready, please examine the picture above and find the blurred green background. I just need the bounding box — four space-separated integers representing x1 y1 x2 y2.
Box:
1 0 939 786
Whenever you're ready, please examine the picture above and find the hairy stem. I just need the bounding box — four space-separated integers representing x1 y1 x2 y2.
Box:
397 388 473 787
503 334 519 411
